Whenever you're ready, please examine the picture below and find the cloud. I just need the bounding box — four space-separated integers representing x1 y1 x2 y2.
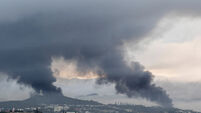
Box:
126 16 201 81
0 74 32 101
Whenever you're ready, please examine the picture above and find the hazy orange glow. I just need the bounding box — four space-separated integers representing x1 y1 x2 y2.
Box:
51 57 100 80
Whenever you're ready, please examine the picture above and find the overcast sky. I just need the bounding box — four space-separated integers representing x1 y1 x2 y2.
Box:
1 0 201 111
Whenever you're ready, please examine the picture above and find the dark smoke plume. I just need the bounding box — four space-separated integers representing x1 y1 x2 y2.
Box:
96 51 172 107
1 0 201 107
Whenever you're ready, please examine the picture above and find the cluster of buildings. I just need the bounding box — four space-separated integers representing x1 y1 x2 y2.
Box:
0 104 199 113
0 104 97 113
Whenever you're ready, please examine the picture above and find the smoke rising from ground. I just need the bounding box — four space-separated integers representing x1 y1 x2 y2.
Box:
1 0 201 107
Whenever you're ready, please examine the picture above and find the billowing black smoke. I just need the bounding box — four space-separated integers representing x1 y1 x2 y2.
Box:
96 51 172 107
1 0 201 107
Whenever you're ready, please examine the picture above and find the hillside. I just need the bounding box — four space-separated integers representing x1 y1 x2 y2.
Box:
0 94 101 108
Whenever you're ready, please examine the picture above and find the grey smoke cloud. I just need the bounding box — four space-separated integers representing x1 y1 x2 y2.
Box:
1 0 201 107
